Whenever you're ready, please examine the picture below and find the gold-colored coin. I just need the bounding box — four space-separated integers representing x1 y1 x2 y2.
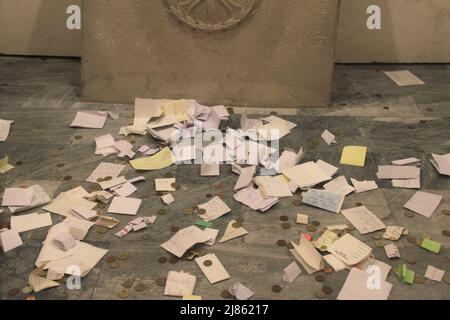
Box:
96 226 108 234
38 270 47 277
235 217 245 224
118 252 129 261
122 279 134 289
375 240 385 248
103 176 112 182
109 261 120 269
323 266 333 274
197 209 207 215
74 135 83 140
441 209 450 216
118 289 129 299
164 172 175 178
311 221 321 227
184 208 194 215
315 290 326 299
56 163 65 168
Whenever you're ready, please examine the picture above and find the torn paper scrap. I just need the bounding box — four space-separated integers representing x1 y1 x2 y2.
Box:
254 175 293 198
403 191 442 218
95 134 117 156
164 271 196 297
70 206 98 221
2 187 34 207
296 214 308 225
120 98 164 135
394 264 415 285
337 268 392 300
429 153 450 176
341 206 386 235
115 140 136 159
0 228 23 253
198 196 231 222
323 254 348 272
302 189 345 214
99 176 127 190
201 164 220 177
273 147 304 174
0 156 14 174
283 161 332 189
107 197 142 216
64 217 95 240
86 162 125 183
392 178 420 189
383 226 407 241
0 119 14 141
421 238 441 254
425 266 445 282
384 243 401 259
324 176 355 196
328 234 372 266
350 178 378 193
392 157 421 166
233 185 279 212
232 164 256 191
10 212 52 233
230 283 254 301
321 130 337 146
283 261 302 284
114 182 137 198
43 187 96 217
312 230 339 252
53 233 77 251
376 165 420 180
385 70 425 86
340 146 367 167
195 254 230 284
70 111 107 129
356 258 391 282
161 226 213 258
219 219 248 243
28 268 59 293
161 193 175 206
9 185 52 214
290 234 324 274
130 147 174 171
316 159 339 177
155 178 176 192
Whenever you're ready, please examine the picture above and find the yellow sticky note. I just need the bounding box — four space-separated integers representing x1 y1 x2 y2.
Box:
340 146 367 167
130 147 174 171
0 156 14 174
182 295 202 300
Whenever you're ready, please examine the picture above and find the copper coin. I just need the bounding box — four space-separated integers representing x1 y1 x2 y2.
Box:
281 223 291 230
16 161 24 166
235 217 245 224
106 256 116 264
442 230 450 237
26 296 37 301
221 290 232 299
63 175 72 181
286 242 294 250
56 163 65 168
322 286 333 295
315 275 326 283
232 222 243 229
203 260 213 267
122 279 134 289
8 288 19 296
171 182 181 190
118 252 129 261
197 209 207 215
156 277 167 287
372 234 382 241
277 240 287 247
272 285 282 293
227 107 234 114
279 215 289 222
158 257 168 264
292 199 302 207
206 193 213 198
442 209 450 216
74 135 83 140
135 283 147 292
355 202 364 207
404 211 415 218
406 256 417 265
414 275 425 285
375 240 385 248
323 266 333 274
311 221 321 227
117 289 129 299
315 290 326 299
407 236 417 244
129 140 136 145
169 256 179 264
184 208 194 215
109 261 120 269
96 226 108 234
164 172 175 178
171 226 180 233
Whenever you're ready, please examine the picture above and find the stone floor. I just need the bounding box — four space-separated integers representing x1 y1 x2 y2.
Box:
0 56 449 300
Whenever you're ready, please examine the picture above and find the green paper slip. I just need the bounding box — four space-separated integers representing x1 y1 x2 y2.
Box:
195 220 213 228
421 239 441 254
395 264 415 285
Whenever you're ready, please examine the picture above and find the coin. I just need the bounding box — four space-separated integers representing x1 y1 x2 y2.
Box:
306 224 317 233
315 275 326 283
235 217 245 224
184 208 194 215
279 215 289 222
311 221 321 227
118 252 129 260
232 222 243 229
135 283 147 292
96 226 108 234
157 209 168 215
122 279 134 289
221 290 232 299
55 174 63 179
63 175 72 181
164 172 175 178
286 242 294 250
118 289 129 299
169 256 179 264
372 234 382 241
281 223 291 230
355 202 363 207
375 240 385 248
109 261 120 269
171 182 181 190
323 266 333 274
406 256 417 265
414 275 425 285
404 211 415 218
322 286 333 295
272 285 282 293
74 135 83 140
206 193 213 198
158 257 168 264
227 107 234 114
292 199 302 207
347 225 356 232
442 230 450 237
406 235 417 244
103 176 112 182
16 161 24 166
56 163 65 168
21 286 33 295
315 290 326 299
8 288 19 296
156 277 167 287
276 240 287 247
442 209 450 216
197 209 207 215
106 256 116 264
171 226 180 233
38 270 47 277
26 295 37 300
203 260 213 267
